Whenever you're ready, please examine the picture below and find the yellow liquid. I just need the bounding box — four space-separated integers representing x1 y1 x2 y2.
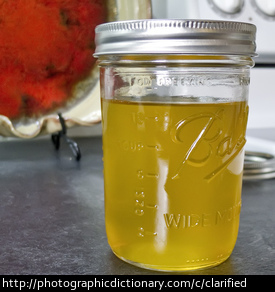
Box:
101 98 248 271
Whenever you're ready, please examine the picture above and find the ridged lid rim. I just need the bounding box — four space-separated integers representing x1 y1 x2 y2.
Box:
94 19 257 57
95 19 256 33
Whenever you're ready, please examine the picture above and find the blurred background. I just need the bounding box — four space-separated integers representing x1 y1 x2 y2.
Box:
1 1 274 140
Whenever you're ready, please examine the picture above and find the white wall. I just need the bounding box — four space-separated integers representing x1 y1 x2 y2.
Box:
248 68 275 129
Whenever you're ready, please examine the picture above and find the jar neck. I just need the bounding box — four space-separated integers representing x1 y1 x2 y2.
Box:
97 54 255 68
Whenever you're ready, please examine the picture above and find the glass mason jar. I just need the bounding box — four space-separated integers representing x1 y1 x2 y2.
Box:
94 19 256 271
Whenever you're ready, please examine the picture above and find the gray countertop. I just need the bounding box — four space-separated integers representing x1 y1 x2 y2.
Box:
0 129 274 275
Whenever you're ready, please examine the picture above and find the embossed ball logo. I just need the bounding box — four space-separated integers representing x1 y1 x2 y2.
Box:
170 107 248 181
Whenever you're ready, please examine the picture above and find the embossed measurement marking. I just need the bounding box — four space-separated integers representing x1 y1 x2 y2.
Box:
146 144 161 151
138 227 158 237
146 204 158 209
132 111 162 239
146 173 159 178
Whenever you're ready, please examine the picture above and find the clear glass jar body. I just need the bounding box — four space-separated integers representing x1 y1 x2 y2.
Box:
99 55 253 271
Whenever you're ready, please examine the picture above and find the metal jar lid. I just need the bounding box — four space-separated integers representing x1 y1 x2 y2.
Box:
243 151 275 180
94 19 257 57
